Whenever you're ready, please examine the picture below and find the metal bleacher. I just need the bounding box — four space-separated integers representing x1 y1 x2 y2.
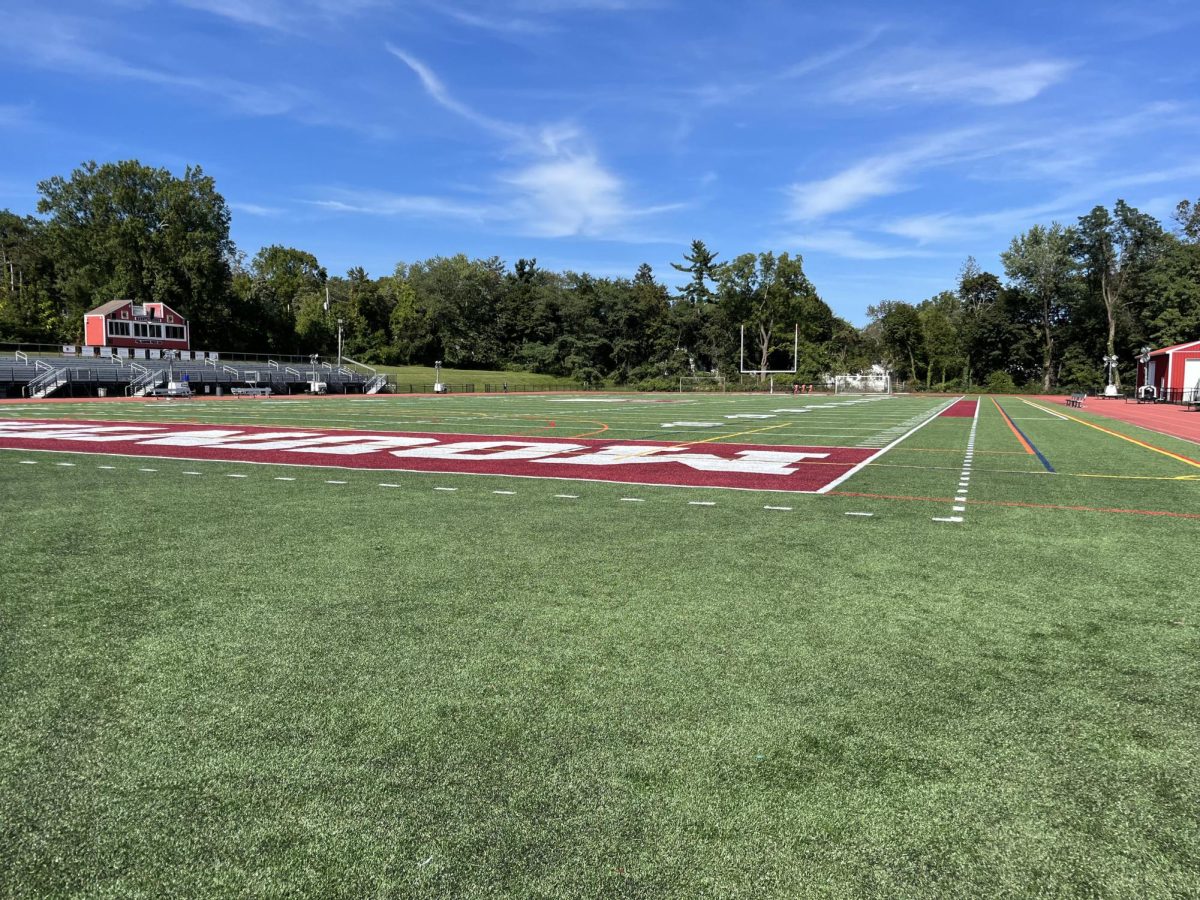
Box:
0 351 372 399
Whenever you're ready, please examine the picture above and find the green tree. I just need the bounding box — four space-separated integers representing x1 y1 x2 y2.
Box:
867 300 923 384
36 160 235 345
1073 201 1164 389
717 252 819 379
1001 223 1076 390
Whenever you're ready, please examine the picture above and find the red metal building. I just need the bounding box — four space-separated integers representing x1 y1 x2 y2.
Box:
83 300 190 351
1136 340 1200 402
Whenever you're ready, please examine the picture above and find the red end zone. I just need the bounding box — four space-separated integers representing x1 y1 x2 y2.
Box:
0 418 873 493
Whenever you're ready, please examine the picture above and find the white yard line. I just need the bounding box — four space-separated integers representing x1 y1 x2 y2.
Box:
933 398 980 524
817 397 961 494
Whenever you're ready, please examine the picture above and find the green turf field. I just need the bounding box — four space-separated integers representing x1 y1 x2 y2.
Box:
2 393 1198 897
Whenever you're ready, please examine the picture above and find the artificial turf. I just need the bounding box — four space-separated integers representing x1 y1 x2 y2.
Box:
1 393 1198 897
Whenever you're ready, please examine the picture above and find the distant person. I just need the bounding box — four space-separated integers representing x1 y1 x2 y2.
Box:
503 382 509 393
792 381 800 396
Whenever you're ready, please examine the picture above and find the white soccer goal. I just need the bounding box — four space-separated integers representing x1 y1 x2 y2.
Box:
679 374 727 392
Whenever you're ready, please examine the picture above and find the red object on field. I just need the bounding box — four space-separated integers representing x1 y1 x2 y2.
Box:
939 399 978 417
0 418 876 493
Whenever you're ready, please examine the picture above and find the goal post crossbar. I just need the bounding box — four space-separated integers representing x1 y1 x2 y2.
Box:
739 324 799 375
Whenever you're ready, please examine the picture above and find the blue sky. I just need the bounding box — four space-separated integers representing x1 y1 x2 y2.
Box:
2 0 1199 324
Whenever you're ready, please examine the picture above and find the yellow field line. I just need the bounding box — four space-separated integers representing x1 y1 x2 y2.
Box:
1023 399 1200 469
680 421 793 446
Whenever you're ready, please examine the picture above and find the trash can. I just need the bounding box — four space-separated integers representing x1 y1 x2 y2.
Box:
216 386 223 396
97 388 107 397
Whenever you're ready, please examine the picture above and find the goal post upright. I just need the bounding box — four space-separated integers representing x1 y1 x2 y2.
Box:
738 323 799 377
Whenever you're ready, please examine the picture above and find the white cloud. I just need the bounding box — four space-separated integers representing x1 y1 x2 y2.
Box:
311 192 492 221
230 202 284 217
838 58 1075 106
173 0 385 30
787 129 983 221
782 230 943 260
378 45 677 239
503 155 627 237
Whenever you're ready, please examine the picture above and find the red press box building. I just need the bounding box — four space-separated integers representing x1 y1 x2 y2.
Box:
83 300 190 352
1136 339 1200 402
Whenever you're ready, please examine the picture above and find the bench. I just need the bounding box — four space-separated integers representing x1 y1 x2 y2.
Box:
231 386 272 397
1066 392 1085 408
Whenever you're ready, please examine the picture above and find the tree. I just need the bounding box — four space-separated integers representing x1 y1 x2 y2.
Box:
1174 198 1200 243
36 160 235 345
1073 201 1164 389
1001 223 1075 390
717 252 819 378
867 300 923 384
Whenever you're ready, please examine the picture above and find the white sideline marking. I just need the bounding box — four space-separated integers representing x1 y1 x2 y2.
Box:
55 462 75 467
183 471 202 476
953 505 966 511
434 486 457 492
554 494 579 499
492 490 516 495
139 468 157 472
764 505 792 511
326 480 348 484
845 511 874 517
620 497 644 502
1022 399 1068 420
226 473 248 478
97 465 115 469
19 460 37 464
379 483 401 488
817 396 962 494
688 500 716 506
932 516 964 523
274 477 296 481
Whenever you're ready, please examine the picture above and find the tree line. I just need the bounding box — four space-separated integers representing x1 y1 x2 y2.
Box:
2 160 1197 389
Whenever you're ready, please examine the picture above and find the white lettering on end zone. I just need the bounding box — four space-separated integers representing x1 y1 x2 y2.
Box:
0 420 856 488
539 445 827 475
391 441 585 461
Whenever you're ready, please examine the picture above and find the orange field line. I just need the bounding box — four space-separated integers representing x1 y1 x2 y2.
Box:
991 397 1034 454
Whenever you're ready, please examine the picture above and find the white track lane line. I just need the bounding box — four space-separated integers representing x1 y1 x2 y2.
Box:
274 477 296 481
554 494 579 499
226 473 248 478
492 490 516 495
764 505 793 511
325 480 347 485
379 483 401 488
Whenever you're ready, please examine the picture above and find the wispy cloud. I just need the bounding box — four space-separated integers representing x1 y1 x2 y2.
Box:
836 58 1075 106
1 10 312 118
364 45 678 239
787 128 984 221
230 202 285 217
311 192 492 221
781 230 944 260
173 0 385 31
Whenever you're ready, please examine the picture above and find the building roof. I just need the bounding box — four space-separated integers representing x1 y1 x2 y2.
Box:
1148 339 1200 355
85 299 133 317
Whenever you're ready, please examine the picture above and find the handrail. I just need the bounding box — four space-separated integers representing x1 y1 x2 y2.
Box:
285 367 301 377
15 350 27 363
130 362 148 377
204 357 217 368
222 365 239 377
268 360 279 369
34 359 52 373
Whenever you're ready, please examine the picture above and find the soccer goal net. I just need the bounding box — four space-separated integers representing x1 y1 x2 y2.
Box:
832 373 892 394
679 374 727 392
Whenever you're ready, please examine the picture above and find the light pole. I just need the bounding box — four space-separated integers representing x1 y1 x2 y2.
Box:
1102 354 1119 397
337 317 344 368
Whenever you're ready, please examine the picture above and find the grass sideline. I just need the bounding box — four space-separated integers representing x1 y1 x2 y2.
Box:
1 394 1198 897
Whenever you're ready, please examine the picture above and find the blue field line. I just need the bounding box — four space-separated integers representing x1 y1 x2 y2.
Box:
1006 413 1055 473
